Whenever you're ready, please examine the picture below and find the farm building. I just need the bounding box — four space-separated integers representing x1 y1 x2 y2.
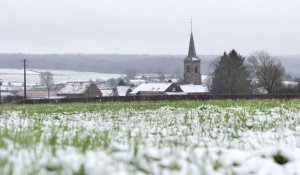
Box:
130 83 183 96
0 83 23 95
1 92 15 100
100 88 118 97
180 84 209 95
16 90 60 99
117 86 131 96
96 82 119 97
57 82 101 98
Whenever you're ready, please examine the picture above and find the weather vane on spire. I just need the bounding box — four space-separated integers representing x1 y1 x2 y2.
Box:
190 18 193 33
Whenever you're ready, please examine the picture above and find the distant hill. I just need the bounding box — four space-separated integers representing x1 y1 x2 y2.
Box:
0 53 299 77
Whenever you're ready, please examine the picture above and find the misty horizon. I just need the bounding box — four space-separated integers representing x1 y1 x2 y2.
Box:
0 53 300 78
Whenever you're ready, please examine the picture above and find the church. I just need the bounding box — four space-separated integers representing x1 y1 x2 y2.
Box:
128 27 209 96
183 32 202 85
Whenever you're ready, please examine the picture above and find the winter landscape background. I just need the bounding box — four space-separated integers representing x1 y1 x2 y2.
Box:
0 54 299 77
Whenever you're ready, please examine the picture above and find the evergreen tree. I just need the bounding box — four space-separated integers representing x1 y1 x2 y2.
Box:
211 50 252 94
117 78 126 86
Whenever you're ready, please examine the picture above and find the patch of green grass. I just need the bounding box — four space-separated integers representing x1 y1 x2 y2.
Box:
74 165 86 175
2 99 299 115
213 160 222 170
273 151 289 165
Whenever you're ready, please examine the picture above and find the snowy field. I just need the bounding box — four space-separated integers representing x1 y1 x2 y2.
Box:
1 100 300 175
0 69 125 85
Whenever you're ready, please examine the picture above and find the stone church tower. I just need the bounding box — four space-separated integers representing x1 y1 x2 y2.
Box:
183 32 202 85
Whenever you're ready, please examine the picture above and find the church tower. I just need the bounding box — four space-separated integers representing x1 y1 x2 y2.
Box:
183 31 202 85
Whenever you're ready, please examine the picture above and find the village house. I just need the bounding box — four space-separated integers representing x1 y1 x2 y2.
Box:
100 88 118 97
16 90 60 99
95 82 119 97
180 84 209 95
57 82 101 98
117 86 131 96
0 82 23 95
129 82 183 96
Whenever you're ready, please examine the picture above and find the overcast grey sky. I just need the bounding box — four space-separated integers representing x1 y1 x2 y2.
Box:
0 0 299 55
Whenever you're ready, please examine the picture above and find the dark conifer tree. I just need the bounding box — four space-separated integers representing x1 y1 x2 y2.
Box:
211 50 252 94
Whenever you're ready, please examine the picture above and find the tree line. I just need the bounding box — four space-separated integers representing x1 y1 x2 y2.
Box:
210 50 300 95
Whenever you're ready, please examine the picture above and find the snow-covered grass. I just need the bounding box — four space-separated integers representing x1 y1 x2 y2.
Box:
1 100 300 175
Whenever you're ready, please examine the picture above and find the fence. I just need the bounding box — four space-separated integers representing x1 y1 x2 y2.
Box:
14 94 300 104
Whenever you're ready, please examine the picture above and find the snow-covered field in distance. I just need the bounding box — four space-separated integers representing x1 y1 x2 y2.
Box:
0 69 126 85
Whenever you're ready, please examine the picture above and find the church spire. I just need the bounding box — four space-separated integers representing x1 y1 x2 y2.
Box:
186 18 199 59
184 19 202 85
187 32 198 58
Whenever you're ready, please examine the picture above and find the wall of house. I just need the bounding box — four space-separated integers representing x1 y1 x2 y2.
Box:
165 83 183 92
137 91 166 96
58 94 84 99
84 84 102 98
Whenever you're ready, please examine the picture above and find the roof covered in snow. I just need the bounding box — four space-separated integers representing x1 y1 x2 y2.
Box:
117 86 131 96
1 92 14 98
180 84 209 93
58 82 93 95
101 89 115 97
129 79 147 86
282 81 298 87
1 86 23 91
16 90 58 99
131 83 174 94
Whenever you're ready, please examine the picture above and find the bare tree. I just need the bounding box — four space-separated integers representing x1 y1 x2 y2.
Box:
248 51 285 94
40 72 54 98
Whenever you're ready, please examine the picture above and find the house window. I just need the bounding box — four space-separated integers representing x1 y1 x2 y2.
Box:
195 66 198 73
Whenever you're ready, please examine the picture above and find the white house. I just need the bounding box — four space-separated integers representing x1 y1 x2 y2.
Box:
130 83 183 96
117 86 131 96
57 82 101 98
180 84 209 94
100 89 118 97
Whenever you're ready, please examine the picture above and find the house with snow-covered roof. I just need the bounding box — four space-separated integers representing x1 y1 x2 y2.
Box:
117 86 131 96
16 90 60 99
100 88 118 97
180 84 209 95
130 82 183 96
95 83 119 97
57 82 101 98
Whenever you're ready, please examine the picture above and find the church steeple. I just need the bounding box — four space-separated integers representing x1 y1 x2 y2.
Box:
183 20 202 85
187 32 199 58
186 19 199 60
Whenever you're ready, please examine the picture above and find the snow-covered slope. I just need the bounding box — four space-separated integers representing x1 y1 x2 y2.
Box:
0 69 126 85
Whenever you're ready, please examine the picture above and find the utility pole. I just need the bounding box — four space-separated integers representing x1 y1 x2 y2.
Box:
23 59 27 99
0 79 2 104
